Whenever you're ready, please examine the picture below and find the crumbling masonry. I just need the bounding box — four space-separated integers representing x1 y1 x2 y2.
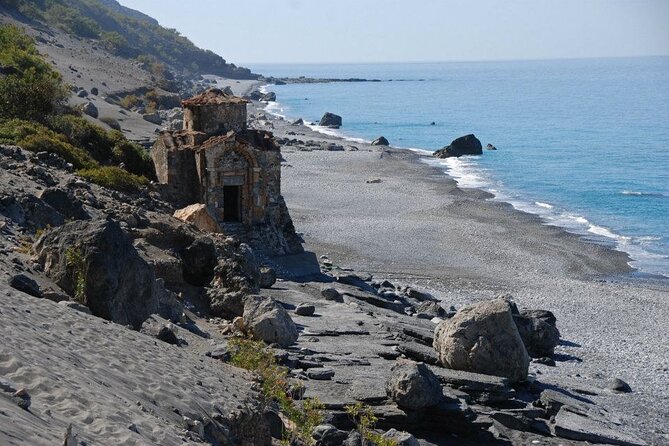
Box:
152 89 302 255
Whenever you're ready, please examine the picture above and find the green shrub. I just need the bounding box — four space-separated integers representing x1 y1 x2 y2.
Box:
65 246 87 303
346 403 397 446
78 166 149 192
99 116 121 131
228 337 324 445
18 133 97 170
47 114 115 162
0 25 68 122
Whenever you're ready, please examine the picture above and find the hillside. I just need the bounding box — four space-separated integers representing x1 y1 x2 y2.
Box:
0 0 258 79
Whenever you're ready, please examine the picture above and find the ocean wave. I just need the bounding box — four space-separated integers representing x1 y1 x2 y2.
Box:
621 190 668 197
535 201 553 209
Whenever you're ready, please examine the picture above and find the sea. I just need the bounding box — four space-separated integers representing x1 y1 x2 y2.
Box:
248 57 669 278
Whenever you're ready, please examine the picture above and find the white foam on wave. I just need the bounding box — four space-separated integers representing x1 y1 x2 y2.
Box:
535 201 553 209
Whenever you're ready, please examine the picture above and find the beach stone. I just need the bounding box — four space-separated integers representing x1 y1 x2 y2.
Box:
512 309 560 357
59 300 93 314
173 203 221 233
291 118 304 126
13 388 31 410
259 266 277 289
295 303 316 316
90 87 99 95
381 429 420 446
81 101 98 118
8 274 41 298
608 378 632 393
181 236 217 286
372 136 390 146
321 287 343 302
386 360 442 410
243 295 298 347
319 112 342 127
312 424 348 446
307 368 335 380
433 297 529 383
77 89 88 98
415 301 446 319
157 323 180 345
434 134 483 158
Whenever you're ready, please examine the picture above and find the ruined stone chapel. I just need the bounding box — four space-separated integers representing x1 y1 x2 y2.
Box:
152 88 302 255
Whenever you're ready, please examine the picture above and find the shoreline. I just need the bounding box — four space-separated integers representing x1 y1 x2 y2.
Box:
237 89 669 442
252 84 668 280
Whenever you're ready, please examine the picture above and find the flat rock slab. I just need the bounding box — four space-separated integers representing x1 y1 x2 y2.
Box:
397 342 439 365
553 407 647 446
307 368 335 380
428 366 516 403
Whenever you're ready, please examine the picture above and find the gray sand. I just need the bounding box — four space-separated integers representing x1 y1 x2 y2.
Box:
255 109 669 441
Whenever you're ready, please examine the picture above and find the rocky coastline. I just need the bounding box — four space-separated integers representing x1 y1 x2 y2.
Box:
0 14 668 444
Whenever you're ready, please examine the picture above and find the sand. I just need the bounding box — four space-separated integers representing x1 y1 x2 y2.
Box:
250 106 669 442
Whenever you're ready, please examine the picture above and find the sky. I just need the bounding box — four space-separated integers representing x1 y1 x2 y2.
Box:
117 0 669 65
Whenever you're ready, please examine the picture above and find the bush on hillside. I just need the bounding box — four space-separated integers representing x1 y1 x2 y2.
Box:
0 24 68 122
78 166 149 192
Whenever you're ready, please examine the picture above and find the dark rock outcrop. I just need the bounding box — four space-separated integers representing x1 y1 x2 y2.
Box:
512 309 560 357
434 134 483 158
372 136 390 146
319 112 342 128
34 218 181 329
181 236 217 286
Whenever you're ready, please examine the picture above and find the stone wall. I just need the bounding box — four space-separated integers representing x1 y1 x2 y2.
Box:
183 103 247 135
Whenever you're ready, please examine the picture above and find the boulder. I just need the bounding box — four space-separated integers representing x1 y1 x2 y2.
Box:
321 287 343 302
608 378 632 393
81 101 98 118
173 203 221 233
259 266 277 289
143 112 162 125
291 118 304 126
415 301 446 319
261 92 276 102
312 424 348 446
512 309 560 357
319 112 342 128
486 143 497 150
181 236 217 286
207 289 246 319
385 360 443 410
371 136 390 146
243 295 298 347
33 218 181 328
433 134 483 158
8 274 41 298
90 87 99 95
222 86 234 95
295 303 315 316
381 429 420 446
433 298 529 383
77 89 88 98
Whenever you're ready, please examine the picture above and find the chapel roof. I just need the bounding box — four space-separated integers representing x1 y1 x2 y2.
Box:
181 88 249 107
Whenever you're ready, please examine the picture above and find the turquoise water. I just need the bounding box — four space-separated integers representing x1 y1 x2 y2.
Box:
249 58 669 277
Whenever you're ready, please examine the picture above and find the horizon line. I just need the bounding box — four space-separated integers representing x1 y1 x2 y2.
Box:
239 53 669 67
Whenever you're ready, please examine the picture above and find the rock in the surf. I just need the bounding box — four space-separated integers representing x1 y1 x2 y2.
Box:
372 136 390 146
319 112 342 128
434 134 483 158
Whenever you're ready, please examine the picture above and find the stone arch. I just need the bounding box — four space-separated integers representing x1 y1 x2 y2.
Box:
210 144 259 225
